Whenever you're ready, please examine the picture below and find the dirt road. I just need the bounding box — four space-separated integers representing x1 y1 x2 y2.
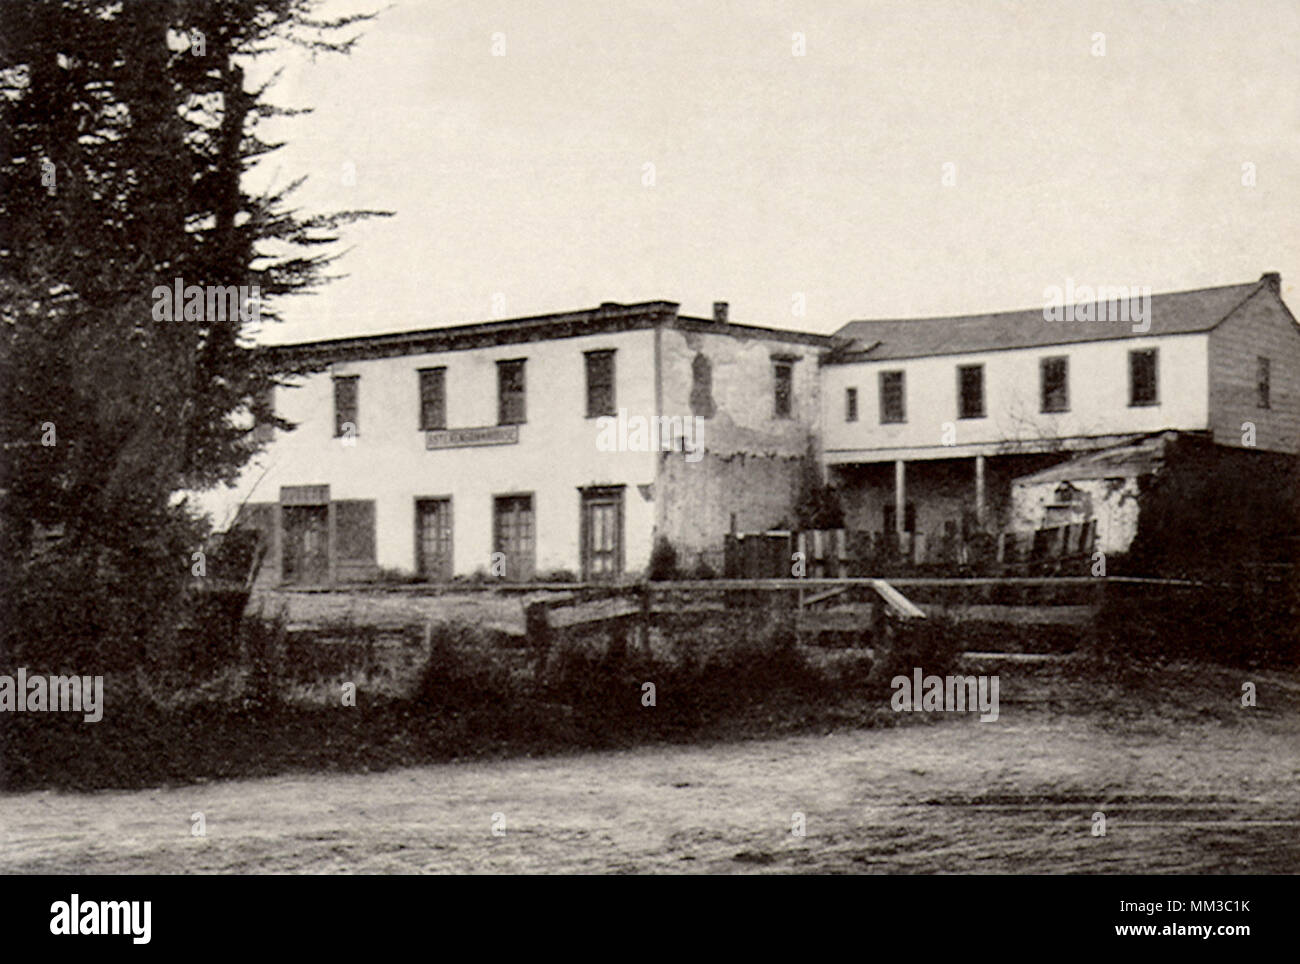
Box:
4 668 1298 873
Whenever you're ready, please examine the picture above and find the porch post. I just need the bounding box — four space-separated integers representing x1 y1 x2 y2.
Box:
894 459 906 537
974 454 987 526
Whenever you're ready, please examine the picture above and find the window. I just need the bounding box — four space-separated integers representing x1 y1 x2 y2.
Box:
497 359 526 425
585 350 616 417
1258 356 1271 409
493 494 535 580
773 360 794 417
690 353 715 417
845 387 859 422
415 498 453 581
580 486 624 581
1128 349 1158 406
419 367 446 431
333 375 358 437
1040 357 1069 413
879 370 905 423
957 364 985 419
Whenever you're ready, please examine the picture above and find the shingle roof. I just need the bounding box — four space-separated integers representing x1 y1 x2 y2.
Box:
832 276 1277 361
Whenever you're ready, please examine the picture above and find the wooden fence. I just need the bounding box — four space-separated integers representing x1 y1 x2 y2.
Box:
725 524 1100 579
521 575 1200 671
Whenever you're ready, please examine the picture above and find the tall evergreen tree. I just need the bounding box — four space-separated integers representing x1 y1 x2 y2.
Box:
0 1 386 667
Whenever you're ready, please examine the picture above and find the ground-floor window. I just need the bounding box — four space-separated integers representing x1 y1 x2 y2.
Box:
415 497 453 580
580 486 624 581
493 494 535 581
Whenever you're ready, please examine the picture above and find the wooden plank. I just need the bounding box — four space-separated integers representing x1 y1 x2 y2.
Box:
871 579 927 619
796 609 875 633
802 586 848 607
645 576 1202 590
549 598 642 629
924 604 1096 627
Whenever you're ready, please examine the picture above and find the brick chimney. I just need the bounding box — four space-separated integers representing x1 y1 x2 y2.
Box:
712 301 729 323
1260 272 1281 292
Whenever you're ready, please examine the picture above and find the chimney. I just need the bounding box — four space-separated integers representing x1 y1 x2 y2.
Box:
1260 272 1281 292
712 301 729 323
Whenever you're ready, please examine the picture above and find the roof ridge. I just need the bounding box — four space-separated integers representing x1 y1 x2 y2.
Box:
841 278 1260 328
1204 279 1269 333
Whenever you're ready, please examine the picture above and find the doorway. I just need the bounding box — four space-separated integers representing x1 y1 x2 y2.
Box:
282 504 329 584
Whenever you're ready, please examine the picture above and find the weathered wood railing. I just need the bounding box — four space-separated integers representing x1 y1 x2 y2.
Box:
521 575 1204 670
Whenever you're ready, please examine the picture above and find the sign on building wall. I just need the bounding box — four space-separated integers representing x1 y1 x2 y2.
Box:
425 426 519 449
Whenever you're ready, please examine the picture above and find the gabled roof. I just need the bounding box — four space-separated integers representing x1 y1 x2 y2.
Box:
831 275 1282 362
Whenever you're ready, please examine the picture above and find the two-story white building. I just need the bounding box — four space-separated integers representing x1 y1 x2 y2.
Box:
202 272 1298 583
820 273 1300 554
203 301 831 585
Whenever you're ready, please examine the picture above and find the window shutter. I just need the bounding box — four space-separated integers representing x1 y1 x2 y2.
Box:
334 500 376 580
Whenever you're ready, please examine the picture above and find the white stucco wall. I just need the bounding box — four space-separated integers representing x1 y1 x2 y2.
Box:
655 327 825 556
1010 476 1143 555
195 328 660 577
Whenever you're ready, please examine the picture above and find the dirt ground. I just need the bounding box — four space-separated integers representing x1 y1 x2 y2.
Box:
3 664 1297 874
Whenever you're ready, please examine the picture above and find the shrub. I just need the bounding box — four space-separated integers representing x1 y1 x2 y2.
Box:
686 556 717 580
416 620 515 713
375 567 422 584
648 536 679 581
535 568 578 583
866 615 962 698
241 610 289 712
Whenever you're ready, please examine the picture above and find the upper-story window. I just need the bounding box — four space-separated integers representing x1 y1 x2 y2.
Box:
585 350 616 418
845 387 859 422
957 364 985 419
1258 356 1271 409
1040 356 1069 413
419 367 446 430
1128 349 1158 406
333 375 358 437
690 353 715 418
773 359 794 418
879 370 905 423
497 359 526 425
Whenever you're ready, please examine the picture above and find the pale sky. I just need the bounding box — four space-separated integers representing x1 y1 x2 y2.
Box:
244 0 1300 344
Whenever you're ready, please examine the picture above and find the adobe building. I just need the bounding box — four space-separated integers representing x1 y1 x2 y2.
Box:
200 301 831 585
201 273 1299 583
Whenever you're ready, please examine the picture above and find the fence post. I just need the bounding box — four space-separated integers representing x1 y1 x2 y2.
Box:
640 583 653 656
524 600 553 680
